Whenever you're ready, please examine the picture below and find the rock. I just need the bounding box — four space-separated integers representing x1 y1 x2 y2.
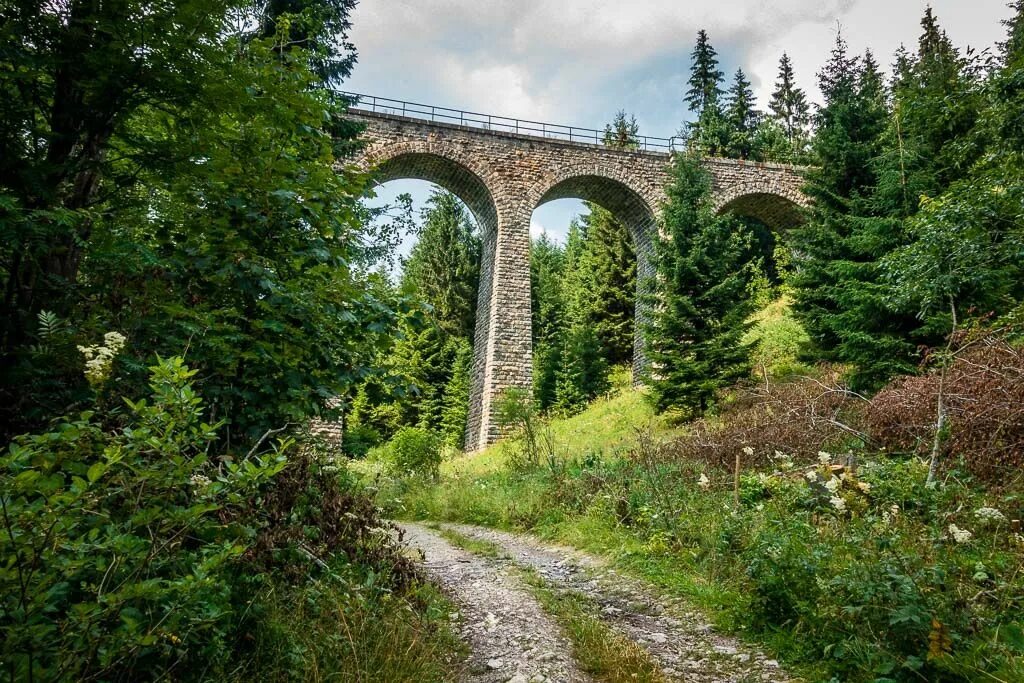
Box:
537 650 557 662
506 674 528 683
765 659 780 668
649 632 668 645
486 658 504 670
601 605 623 615
736 653 751 663
714 645 738 656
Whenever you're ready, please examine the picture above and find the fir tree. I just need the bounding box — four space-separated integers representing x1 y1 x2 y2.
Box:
790 33 896 387
401 190 480 339
768 53 811 152
684 30 728 155
531 234 567 410
555 324 609 414
725 68 761 159
1001 0 1024 65
646 155 755 416
603 110 640 150
581 206 636 367
439 337 473 447
685 30 725 113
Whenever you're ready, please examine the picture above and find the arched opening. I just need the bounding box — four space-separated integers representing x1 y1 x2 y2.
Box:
716 189 805 285
715 189 809 378
527 173 657 413
346 151 496 456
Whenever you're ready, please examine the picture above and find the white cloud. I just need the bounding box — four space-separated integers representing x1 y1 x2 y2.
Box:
530 218 547 239
347 0 1012 136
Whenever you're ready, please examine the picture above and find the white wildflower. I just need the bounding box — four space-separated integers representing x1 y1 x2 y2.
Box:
103 331 126 353
189 473 211 490
818 451 832 464
742 446 754 457
77 331 127 386
824 477 841 493
804 470 817 482
829 496 847 513
974 507 1006 523
698 473 711 491
856 481 872 494
948 524 973 544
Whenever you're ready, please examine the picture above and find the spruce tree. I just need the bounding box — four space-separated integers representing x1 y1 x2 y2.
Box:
646 155 755 417
685 30 725 113
684 30 728 156
603 110 640 150
581 206 636 367
531 234 567 410
725 68 761 159
768 53 811 153
790 33 895 387
401 189 480 339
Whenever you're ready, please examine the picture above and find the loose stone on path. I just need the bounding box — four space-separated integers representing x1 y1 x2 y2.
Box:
440 523 790 683
397 522 590 682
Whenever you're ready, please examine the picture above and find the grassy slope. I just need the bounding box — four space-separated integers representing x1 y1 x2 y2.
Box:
376 385 1024 682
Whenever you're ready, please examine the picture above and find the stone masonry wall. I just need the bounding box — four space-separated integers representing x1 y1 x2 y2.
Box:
343 110 807 452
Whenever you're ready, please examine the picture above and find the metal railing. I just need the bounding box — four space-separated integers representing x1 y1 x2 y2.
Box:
339 91 679 153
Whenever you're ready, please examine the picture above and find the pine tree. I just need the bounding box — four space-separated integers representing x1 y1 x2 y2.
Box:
725 68 761 159
401 190 480 339
581 206 636 367
685 30 725 113
768 53 810 153
684 30 728 156
790 33 896 387
531 234 567 410
646 155 755 416
439 337 473 447
603 110 640 150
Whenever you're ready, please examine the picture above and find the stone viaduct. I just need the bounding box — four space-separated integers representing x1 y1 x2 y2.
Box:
342 97 808 453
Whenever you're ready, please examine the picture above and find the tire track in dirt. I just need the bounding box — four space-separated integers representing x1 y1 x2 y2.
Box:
397 522 590 683
439 523 790 683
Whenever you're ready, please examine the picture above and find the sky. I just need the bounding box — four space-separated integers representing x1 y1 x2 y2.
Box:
346 0 1015 253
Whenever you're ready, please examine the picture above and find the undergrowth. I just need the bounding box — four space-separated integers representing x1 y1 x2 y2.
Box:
376 368 1024 683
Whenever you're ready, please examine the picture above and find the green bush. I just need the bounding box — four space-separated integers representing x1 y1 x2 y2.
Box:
0 357 286 681
343 423 383 458
385 427 442 478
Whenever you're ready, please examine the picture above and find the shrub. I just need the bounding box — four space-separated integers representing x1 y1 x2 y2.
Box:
865 333 1024 485
661 366 865 470
0 357 287 681
742 296 812 379
385 427 442 478
343 422 383 458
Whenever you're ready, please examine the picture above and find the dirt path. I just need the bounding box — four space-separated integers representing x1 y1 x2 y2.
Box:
397 522 590 682
407 521 789 683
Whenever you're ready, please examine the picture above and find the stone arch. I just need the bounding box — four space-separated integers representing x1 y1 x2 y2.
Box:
713 180 807 230
523 162 663 383
361 140 500 234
